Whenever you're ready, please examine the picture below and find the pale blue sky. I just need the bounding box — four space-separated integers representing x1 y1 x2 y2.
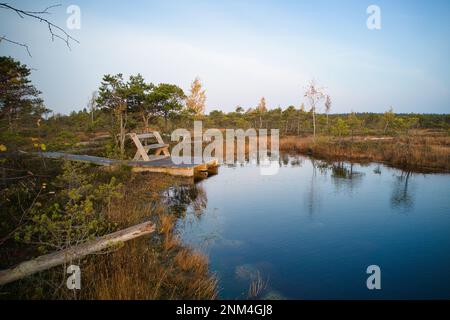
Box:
1 0 449 114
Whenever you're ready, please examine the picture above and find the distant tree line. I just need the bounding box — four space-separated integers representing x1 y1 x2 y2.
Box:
1 56 449 154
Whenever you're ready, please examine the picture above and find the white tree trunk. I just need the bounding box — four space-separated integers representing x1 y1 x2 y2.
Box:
312 107 316 139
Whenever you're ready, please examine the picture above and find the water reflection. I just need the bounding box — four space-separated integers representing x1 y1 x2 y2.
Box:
305 159 321 217
162 183 207 217
373 165 382 175
170 155 450 299
390 171 415 212
281 154 290 166
290 157 303 167
330 162 364 194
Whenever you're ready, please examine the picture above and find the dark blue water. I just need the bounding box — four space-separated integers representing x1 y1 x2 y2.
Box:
176 156 450 299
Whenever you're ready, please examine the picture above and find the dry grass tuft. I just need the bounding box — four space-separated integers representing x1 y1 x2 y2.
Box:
81 238 217 300
174 249 209 274
247 271 268 299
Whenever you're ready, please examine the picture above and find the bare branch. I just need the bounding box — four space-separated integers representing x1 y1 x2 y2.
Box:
24 4 61 15
0 36 32 57
0 3 79 53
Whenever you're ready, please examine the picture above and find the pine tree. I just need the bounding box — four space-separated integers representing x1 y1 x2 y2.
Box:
0 56 48 131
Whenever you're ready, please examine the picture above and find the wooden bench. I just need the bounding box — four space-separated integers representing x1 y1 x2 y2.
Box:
128 132 170 161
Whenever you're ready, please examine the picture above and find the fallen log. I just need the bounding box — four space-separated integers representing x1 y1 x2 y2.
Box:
0 221 155 286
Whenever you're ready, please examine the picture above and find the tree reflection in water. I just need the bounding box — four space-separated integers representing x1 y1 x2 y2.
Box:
305 159 322 218
303 159 366 217
390 171 414 212
161 183 207 217
281 154 290 166
289 156 303 167
330 162 364 194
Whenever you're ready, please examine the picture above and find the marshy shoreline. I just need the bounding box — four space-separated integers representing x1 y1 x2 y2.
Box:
1 131 449 299
0 166 218 300
278 131 450 174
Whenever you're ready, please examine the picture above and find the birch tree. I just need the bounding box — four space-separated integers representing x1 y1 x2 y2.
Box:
304 81 325 140
325 94 332 129
383 107 395 134
87 91 98 125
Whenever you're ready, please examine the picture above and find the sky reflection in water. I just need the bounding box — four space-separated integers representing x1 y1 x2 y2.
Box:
171 156 450 299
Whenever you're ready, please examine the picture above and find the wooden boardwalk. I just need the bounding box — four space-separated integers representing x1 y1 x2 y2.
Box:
38 152 219 178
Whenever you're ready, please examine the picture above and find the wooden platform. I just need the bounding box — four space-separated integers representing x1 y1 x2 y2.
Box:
38 152 219 178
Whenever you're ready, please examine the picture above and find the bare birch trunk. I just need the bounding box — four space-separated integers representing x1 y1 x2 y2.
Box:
312 107 316 140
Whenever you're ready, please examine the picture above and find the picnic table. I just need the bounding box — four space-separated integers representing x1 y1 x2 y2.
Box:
128 131 170 161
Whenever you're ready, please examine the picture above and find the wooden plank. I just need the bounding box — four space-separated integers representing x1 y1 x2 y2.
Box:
134 133 155 139
132 155 169 162
132 146 169 161
0 222 155 286
129 133 150 161
37 152 117 166
153 132 170 156
35 152 219 178
146 143 169 150
129 132 169 160
153 131 165 144
132 166 194 177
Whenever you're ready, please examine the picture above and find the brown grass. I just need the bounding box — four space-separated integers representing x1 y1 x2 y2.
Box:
247 271 268 299
0 168 218 300
77 172 218 300
81 238 217 300
280 133 450 173
103 171 187 227
174 249 209 274
160 214 180 252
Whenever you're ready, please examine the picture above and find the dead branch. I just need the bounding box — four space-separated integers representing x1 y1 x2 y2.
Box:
0 3 79 55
